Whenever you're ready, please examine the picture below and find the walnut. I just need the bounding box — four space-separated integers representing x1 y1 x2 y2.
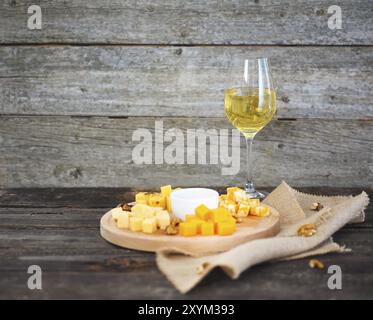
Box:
196 265 205 274
310 202 324 211
297 223 317 237
309 259 324 269
170 217 181 227
120 203 133 211
166 225 178 235
196 263 209 275
234 217 243 223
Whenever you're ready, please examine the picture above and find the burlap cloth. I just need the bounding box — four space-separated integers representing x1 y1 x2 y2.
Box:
156 182 369 293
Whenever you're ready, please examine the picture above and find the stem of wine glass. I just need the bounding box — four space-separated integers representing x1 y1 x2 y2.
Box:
244 135 255 194
244 134 266 199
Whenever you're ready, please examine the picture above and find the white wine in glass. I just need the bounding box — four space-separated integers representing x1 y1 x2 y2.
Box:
224 58 276 199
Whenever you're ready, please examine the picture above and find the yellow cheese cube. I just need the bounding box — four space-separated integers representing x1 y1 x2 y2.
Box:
219 194 227 202
135 192 149 204
227 187 241 201
250 206 259 216
116 211 130 229
167 187 181 212
179 222 197 237
250 206 270 217
227 187 249 202
160 185 172 197
144 210 156 218
129 217 143 232
259 206 270 216
235 189 249 202
195 204 210 220
155 210 171 230
216 221 236 236
210 207 230 222
131 203 148 214
131 204 155 218
237 203 250 217
153 206 164 214
142 217 157 234
166 195 172 213
219 200 237 215
220 203 235 212
201 221 214 236
248 199 260 207
148 193 166 209
110 207 124 221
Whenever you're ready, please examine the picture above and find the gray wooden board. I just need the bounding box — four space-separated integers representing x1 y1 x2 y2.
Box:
0 116 371 188
0 187 371 211
1 0 372 45
0 46 372 119
0 187 372 299
0 249 372 299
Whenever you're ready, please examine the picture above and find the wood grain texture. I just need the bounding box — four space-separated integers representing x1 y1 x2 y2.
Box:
1 46 372 119
1 251 372 299
1 0 372 45
0 116 371 188
0 187 371 299
0 187 371 219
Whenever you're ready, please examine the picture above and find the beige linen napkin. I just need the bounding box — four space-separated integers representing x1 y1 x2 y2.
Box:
156 182 369 293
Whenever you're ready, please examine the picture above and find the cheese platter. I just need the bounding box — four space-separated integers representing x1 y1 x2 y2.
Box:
100 185 280 255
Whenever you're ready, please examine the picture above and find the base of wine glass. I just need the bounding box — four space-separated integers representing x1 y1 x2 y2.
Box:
245 181 266 200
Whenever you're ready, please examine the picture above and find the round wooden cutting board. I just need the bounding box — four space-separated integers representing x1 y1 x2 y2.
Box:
100 204 280 255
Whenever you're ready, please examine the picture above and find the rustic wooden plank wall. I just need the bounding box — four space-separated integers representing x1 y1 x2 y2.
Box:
0 0 372 188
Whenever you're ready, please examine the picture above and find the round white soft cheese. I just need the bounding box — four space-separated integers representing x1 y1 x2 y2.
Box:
170 188 219 220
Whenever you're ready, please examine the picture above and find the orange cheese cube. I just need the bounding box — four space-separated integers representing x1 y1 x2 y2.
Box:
216 221 236 236
227 216 237 224
183 215 204 233
195 204 210 220
185 214 196 222
192 219 205 234
210 207 230 222
179 222 197 237
201 221 214 236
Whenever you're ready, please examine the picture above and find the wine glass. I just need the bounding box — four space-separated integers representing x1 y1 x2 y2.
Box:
224 57 276 199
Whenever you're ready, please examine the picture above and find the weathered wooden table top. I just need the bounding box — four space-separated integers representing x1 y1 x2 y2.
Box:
0 187 371 299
